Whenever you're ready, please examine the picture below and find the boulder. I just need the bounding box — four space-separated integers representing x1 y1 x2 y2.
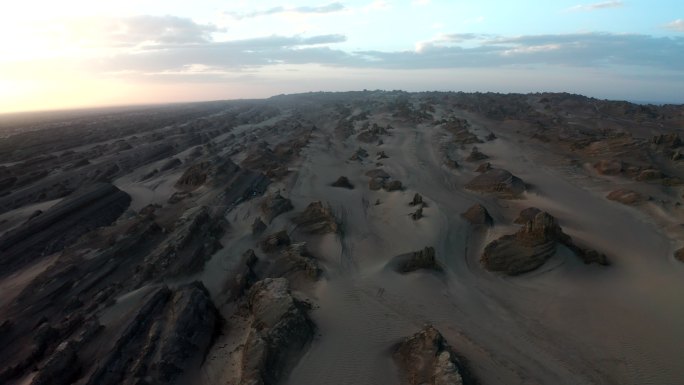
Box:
674 247 684 263
252 217 267 235
475 162 492 173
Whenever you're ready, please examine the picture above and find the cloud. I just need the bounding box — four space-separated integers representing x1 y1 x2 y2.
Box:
567 1 624 12
227 2 345 19
665 19 684 32
86 32 683 85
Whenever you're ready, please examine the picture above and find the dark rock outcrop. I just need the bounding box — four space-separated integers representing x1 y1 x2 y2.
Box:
461 204 493 227
0 183 131 277
292 201 338 234
593 160 623 176
86 282 220 385
331 176 354 189
475 162 492 173
393 325 473 385
240 278 315 385
465 168 525 198
409 193 425 207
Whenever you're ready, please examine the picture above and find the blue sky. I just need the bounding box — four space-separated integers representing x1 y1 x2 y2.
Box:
0 0 682 112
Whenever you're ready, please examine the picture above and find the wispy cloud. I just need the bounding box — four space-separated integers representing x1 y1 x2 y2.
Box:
665 19 684 32
226 2 345 20
566 1 624 12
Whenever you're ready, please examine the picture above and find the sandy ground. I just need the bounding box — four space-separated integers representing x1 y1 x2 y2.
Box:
192 106 684 385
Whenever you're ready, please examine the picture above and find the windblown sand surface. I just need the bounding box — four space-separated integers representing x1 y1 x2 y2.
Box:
1 92 683 385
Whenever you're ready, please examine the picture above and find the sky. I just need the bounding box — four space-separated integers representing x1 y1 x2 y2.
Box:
0 0 682 113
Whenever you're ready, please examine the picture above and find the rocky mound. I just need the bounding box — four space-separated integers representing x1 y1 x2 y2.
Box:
85 282 220 385
482 211 608 275
331 176 354 189
390 247 442 273
393 325 474 385
261 193 294 223
0 183 131 277
240 278 315 385
606 189 649 205
264 242 323 280
461 204 493 227
292 201 338 234
465 168 525 198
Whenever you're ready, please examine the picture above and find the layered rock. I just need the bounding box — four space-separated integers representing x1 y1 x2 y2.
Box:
513 207 542 224
393 325 473 385
240 278 315 385
85 282 220 385
482 211 608 275
292 201 338 234
260 230 292 253
365 169 403 192
465 146 489 162
465 168 525 198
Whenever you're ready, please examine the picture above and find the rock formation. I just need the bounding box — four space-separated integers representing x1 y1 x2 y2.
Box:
482 211 608 275
393 325 474 385
461 203 493 227
239 278 315 385
261 193 294 223
390 247 442 273
292 201 338 234
465 168 526 198
0 183 131 277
